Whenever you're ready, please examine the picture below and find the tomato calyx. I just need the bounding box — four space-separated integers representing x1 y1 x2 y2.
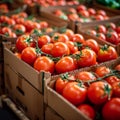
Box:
60 73 74 82
31 29 42 36
101 44 109 51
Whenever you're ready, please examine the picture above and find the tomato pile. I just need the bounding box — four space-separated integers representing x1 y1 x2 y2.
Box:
14 29 118 74
54 63 120 120
0 11 57 38
52 4 110 22
85 22 120 45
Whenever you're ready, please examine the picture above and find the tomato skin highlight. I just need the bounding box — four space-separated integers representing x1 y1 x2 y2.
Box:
62 82 87 106
102 98 120 120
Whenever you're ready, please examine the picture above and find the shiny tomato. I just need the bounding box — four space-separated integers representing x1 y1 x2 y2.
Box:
94 15 104 21
33 56 55 74
115 64 120 70
38 35 51 48
86 29 97 36
16 34 35 52
106 76 120 85
78 10 89 17
116 26 120 34
75 48 97 68
105 22 116 30
55 73 75 94
39 21 48 28
1 27 12 35
77 104 95 120
75 71 96 82
95 66 111 77
51 42 70 57
76 5 87 12
62 82 87 106
55 56 77 74
87 81 112 105
95 25 107 34
21 47 37 65
88 8 96 15
85 39 100 54
97 45 118 62
0 15 9 23
97 10 106 17
112 82 120 97
102 98 120 120
41 43 54 55
96 32 106 41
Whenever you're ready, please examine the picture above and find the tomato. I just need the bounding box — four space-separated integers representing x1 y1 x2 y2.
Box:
77 104 95 120
106 76 120 85
21 47 37 65
95 25 107 34
41 43 54 55
75 71 96 82
16 34 35 52
65 41 78 54
1 27 12 35
55 56 77 74
86 29 97 36
71 34 85 44
67 13 79 21
18 12 28 18
96 33 106 41
102 98 120 120
68 8 77 14
75 48 97 68
85 39 100 54
16 17 25 24
115 64 120 71
51 42 70 57
88 8 96 15
112 82 120 97
116 26 120 34
33 56 55 74
105 22 116 30
13 24 26 36
38 35 51 48
6 18 16 26
88 81 112 105
94 15 104 21
97 45 118 62
0 15 9 23
39 21 48 28
76 5 87 12
62 82 87 106
78 10 89 17
97 10 106 17
106 31 119 45
55 73 75 94
95 66 111 77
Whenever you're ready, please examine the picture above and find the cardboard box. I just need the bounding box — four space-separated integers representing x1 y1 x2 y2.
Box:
4 63 44 120
45 105 63 120
44 57 120 120
77 16 120 55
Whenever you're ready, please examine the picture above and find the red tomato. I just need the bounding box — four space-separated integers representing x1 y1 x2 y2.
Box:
41 43 54 55
96 32 106 41
106 31 119 45
0 15 9 23
33 56 55 74
51 42 70 57
85 39 100 54
78 10 89 17
95 66 111 77
112 82 120 97
55 56 77 74
76 5 87 12
88 81 112 105
88 8 96 15
102 98 120 120
94 15 104 21
97 10 106 17
86 30 97 36
21 47 37 65
105 22 116 30
115 64 120 71
1 27 12 35
67 13 79 21
38 35 51 48
16 34 35 52
97 45 118 62
75 48 97 68
62 82 87 106
95 25 107 34
39 21 48 28
65 41 78 54
75 71 96 82
116 26 120 34
106 76 120 85
77 104 95 120
55 73 75 94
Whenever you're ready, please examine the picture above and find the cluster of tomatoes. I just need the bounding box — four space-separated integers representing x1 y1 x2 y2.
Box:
22 0 79 7
0 11 55 38
53 4 110 22
55 63 120 120
86 22 120 45
14 28 118 74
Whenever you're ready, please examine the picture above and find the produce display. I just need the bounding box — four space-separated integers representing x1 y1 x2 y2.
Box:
54 61 120 120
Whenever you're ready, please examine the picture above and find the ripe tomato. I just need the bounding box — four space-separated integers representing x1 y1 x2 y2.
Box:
76 5 87 12
106 76 120 85
115 64 120 70
95 66 111 77
75 71 96 82
97 45 118 62
106 31 119 45
94 15 104 21
51 42 70 57
88 8 96 15
67 13 79 21
65 41 78 54
105 22 116 30
62 82 87 106
95 25 107 34
116 26 120 34
41 43 54 55
77 104 95 120
97 10 106 17
34 56 55 74
39 21 48 28
102 98 120 120
86 29 97 36
78 10 89 17
16 34 35 52
0 15 9 23
87 81 112 105
75 48 97 68
85 39 100 54
38 35 51 48
112 82 120 97
55 73 75 94
1 27 12 35
21 47 37 65
55 56 77 74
